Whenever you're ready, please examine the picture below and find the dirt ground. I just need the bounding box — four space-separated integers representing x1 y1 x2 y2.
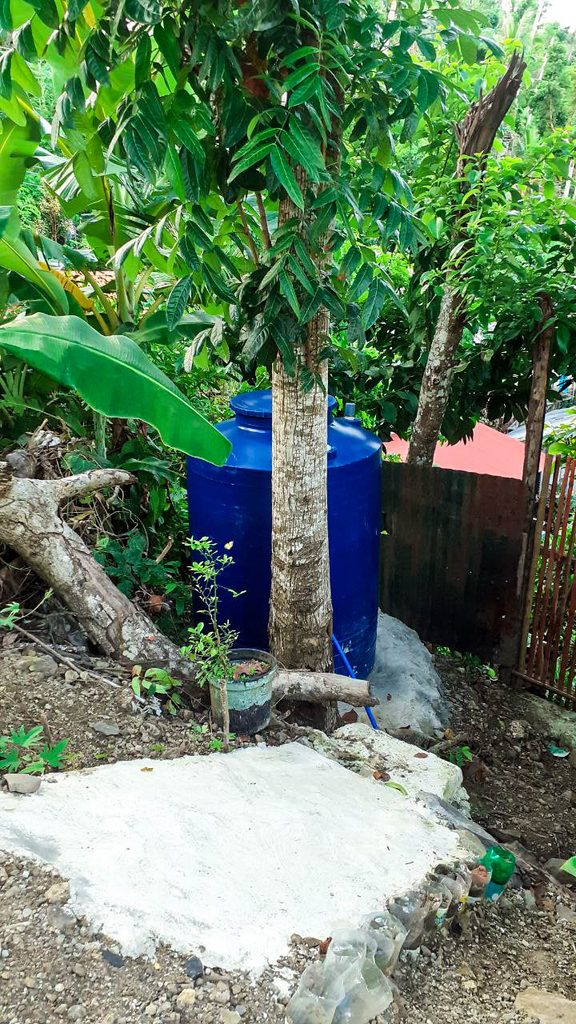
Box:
0 637 575 1024
435 652 576 864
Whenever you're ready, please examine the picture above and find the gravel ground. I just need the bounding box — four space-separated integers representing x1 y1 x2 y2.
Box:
0 642 296 769
395 886 576 1023
0 853 319 1024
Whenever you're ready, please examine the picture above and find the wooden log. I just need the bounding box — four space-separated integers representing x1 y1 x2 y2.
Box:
274 669 376 707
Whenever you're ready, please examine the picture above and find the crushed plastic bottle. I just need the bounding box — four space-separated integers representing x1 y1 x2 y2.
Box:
286 928 393 1024
388 888 441 949
362 910 407 974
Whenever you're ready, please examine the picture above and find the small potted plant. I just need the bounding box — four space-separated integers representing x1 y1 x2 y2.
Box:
182 537 277 750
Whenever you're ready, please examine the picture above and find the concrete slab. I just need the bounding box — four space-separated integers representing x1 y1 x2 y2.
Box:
0 743 465 973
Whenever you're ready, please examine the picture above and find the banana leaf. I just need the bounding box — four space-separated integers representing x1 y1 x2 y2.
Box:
0 313 231 464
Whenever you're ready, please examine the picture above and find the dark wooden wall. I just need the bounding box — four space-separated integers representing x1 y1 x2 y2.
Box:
379 462 526 667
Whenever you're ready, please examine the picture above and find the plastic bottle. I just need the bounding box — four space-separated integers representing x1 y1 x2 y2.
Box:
480 845 516 902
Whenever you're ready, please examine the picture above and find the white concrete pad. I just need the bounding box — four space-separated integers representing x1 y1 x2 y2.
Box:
0 743 464 972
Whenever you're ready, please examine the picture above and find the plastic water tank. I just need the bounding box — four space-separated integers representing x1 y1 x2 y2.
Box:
186 390 381 678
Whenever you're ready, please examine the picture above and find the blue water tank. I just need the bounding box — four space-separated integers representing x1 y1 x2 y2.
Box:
186 390 381 678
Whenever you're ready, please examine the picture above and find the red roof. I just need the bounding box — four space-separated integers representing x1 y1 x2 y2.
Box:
385 423 539 480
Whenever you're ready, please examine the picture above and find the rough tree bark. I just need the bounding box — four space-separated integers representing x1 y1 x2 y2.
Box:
0 461 374 708
0 464 199 682
407 52 526 467
269 158 334 679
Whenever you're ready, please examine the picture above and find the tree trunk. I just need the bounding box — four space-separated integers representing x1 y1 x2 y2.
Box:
0 464 199 687
406 288 465 466
269 339 333 673
407 53 526 467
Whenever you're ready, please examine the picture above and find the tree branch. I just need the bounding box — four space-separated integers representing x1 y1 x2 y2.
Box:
255 193 272 250
45 468 135 504
236 200 260 264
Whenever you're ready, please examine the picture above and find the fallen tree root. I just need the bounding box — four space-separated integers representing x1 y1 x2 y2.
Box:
0 461 376 711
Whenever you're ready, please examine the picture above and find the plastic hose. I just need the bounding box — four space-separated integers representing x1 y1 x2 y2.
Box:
332 633 379 730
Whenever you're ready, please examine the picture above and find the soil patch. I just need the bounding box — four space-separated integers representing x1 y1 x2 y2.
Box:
0 640 294 771
434 653 576 864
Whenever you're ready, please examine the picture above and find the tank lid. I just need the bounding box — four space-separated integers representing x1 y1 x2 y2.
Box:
230 389 337 421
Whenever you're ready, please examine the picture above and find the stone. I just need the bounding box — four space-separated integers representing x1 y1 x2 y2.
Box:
28 655 59 678
184 955 204 979
509 719 528 740
308 722 467 807
220 1012 241 1024
90 721 120 737
64 670 80 683
144 1003 158 1016
176 989 196 1009
6 774 41 795
515 987 576 1022
558 903 576 925
366 612 448 736
211 982 231 1004
45 880 70 904
545 859 576 887
102 949 124 968
67 1007 86 1021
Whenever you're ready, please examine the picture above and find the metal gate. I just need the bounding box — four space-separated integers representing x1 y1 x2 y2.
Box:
518 455 576 705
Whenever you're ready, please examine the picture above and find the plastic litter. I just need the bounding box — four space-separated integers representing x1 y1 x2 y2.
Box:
362 910 407 974
286 928 393 1024
387 888 441 949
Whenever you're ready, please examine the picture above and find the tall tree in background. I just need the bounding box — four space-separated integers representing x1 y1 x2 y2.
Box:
407 51 526 466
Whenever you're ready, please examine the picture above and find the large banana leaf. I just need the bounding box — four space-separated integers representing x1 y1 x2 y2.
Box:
0 313 231 464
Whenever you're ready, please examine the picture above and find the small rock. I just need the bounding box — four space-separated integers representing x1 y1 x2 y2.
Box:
210 982 231 1005
558 903 576 925
6 774 41 795
90 721 120 737
29 654 59 678
220 1012 241 1024
45 880 70 905
545 858 576 887
144 1003 158 1016
184 955 204 979
64 670 80 683
102 949 124 968
176 989 196 1009
561 789 573 803
515 986 576 1023
509 719 528 740
67 1007 86 1021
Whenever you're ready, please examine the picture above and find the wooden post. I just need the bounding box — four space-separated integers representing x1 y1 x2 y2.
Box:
515 293 554 674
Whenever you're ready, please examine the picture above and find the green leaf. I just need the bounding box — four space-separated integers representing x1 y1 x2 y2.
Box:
228 143 273 182
299 286 322 324
282 62 320 92
416 37 436 61
0 235 68 313
350 263 373 301
363 278 387 329
124 0 161 24
166 275 192 330
270 147 304 210
0 314 231 464
135 34 151 88
279 269 300 317
0 0 12 30
25 0 58 27
201 262 236 303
